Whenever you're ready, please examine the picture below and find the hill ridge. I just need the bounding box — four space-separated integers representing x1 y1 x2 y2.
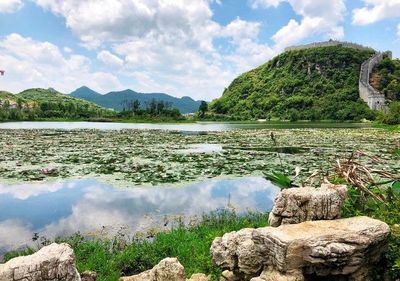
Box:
70 87 202 113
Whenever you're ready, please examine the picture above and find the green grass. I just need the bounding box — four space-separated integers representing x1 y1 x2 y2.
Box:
373 122 400 131
342 186 400 280
4 210 268 281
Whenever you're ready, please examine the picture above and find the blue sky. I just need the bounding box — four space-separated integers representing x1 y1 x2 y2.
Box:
0 0 399 100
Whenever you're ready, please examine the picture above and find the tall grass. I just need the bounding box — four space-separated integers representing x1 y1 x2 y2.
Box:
5 210 268 281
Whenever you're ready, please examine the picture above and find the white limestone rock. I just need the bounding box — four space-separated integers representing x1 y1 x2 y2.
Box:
0 243 80 281
268 184 347 227
211 216 390 281
119 258 185 281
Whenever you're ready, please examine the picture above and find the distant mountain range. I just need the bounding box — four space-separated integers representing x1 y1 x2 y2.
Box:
70 86 202 114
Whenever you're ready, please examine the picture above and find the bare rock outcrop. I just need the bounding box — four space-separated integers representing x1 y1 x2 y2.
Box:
0 243 80 281
211 216 390 281
120 258 186 281
268 184 347 227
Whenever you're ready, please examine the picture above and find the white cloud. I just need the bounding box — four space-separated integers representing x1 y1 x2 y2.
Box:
249 0 284 8
0 0 23 13
251 0 346 49
352 0 400 25
220 17 261 42
272 17 344 49
0 33 122 94
97 50 124 68
29 0 278 100
33 0 219 50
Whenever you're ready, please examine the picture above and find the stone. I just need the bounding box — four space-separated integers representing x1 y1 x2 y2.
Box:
186 273 210 281
250 267 304 281
0 243 80 281
120 258 185 281
211 216 390 281
219 270 236 281
268 184 347 227
81 271 97 281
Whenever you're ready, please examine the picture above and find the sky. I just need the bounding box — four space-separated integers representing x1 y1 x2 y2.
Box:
0 0 399 100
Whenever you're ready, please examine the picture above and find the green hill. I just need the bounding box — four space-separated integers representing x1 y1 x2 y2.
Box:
0 88 114 121
373 58 400 101
210 45 377 121
0 91 17 101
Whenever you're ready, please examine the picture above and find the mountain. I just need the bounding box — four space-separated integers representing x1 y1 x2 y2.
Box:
210 45 379 121
70 86 202 114
70 86 103 102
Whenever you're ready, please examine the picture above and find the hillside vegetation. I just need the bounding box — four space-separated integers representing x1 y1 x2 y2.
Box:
374 58 400 101
0 88 114 121
372 58 400 125
210 46 376 121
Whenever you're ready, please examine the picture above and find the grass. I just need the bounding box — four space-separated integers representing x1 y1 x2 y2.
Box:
342 186 400 280
4 210 268 281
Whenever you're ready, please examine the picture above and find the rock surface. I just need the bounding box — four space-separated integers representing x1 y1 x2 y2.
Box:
211 216 390 281
187 273 210 281
80 271 97 281
268 184 347 227
0 243 80 281
120 258 186 281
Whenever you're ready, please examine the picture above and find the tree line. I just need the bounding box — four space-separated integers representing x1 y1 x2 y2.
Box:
118 99 181 119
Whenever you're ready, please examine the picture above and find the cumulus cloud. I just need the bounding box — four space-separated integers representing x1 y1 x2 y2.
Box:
97 50 124 68
249 0 284 8
0 0 23 13
220 17 261 42
28 0 277 99
33 0 219 50
352 0 400 25
251 0 346 49
0 33 122 94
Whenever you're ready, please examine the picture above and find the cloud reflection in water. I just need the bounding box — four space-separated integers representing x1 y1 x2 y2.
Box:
0 177 279 255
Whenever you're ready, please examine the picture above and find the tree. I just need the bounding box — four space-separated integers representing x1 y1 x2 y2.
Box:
198 101 208 118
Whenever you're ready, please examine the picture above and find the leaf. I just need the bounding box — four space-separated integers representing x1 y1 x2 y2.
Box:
265 171 293 189
392 180 400 191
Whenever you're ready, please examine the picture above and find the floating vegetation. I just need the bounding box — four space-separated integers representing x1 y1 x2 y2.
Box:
0 128 398 186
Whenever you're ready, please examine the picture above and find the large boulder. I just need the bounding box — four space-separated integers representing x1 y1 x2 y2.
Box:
0 243 80 281
211 216 390 281
120 258 186 281
268 184 347 227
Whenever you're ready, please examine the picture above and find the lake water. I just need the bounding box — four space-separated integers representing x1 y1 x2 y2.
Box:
0 177 279 256
0 121 371 131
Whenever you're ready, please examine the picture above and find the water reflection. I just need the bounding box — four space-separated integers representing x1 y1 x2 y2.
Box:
0 177 279 256
0 121 370 131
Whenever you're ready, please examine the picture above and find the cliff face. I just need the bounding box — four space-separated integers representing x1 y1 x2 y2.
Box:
210 45 376 121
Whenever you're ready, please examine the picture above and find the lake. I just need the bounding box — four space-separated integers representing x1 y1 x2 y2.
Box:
0 177 279 257
0 121 371 131
0 122 397 260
